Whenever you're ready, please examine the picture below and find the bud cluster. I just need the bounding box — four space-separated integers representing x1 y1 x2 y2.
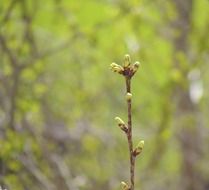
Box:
110 54 140 78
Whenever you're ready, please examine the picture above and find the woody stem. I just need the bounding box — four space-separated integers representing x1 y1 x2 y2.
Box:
125 77 135 190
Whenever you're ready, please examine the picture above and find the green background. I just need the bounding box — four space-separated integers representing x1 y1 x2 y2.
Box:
0 0 209 190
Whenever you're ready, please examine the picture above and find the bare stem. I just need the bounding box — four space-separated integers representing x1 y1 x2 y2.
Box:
126 77 135 190
111 54 142 190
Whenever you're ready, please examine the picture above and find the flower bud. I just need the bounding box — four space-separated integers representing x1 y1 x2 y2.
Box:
126 93 132 100
121 181 129 190
124 54 131 67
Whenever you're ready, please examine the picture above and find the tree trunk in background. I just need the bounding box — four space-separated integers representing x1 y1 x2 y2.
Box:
9 67 20 130
171 0 204 189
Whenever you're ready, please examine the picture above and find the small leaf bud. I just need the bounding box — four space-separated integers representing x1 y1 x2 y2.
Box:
110 62 118 67
118 123 128 133
132 61 140 72
124 54 131 67
133 140 144 156
130 61 140 74
138 140 144 149
115 117 125 125
115 116 128 132
110 63 124 74
126 93 132 100
121 181 130 190
134 61 140 68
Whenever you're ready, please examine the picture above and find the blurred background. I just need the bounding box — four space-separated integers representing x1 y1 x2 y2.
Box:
0 0 209 190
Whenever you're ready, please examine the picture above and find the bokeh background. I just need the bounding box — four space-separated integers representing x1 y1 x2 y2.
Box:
0 0 209 190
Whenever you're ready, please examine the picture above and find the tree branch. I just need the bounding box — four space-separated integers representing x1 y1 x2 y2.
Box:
111 55 143 190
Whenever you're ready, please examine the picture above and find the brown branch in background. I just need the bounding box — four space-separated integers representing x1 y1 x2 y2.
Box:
111 55 144 190
0 34 18 67
51 154 79 190
0 0 17 25
171 0 204 189
19 154 56 190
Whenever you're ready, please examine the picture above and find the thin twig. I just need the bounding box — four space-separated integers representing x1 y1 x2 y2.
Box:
111 55 143 190
125 77 135 190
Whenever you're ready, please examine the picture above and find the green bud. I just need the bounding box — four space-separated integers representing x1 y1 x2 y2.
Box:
133 140 144 156
133 61 140 71
126 93 132 100
124 54 131 67
137 140 144 149
110 62 124 73
134 61 140 67
118 123 128 132
115 117 125 125
121 181 129 190
110 62 118 68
